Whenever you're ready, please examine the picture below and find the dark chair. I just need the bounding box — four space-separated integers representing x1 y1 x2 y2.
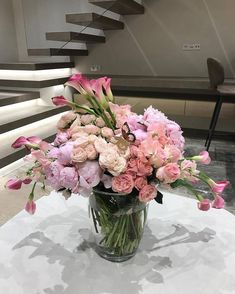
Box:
205 58 235 150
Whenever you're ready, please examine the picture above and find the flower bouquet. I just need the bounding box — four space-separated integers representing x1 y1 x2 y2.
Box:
6 74 229 262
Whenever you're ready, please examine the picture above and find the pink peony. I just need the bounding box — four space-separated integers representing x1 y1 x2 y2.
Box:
57 143 73 165
212 195 225 209
180 159 199 182
44 161 64 190
139 185 157 202
78 161 103 189
54 131 70 146
25 200 36 215
101 174 112 189
197 199 211 211
133 129 148 141
156 163 181 184
72 147 87 162
143 106 168 126
5 178 22 190
166 121 185 151
60 167 78 191
112 174 134 194
135 177 148 191
48 147 60 159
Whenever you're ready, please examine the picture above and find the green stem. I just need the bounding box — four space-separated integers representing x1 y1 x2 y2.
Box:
29 182 37 201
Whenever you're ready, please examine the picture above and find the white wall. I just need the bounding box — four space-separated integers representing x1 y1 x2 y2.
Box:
13 0 235 77
0 0 18 62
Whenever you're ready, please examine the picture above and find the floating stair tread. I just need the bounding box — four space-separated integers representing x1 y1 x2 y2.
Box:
0 105 68 134
0 90 39 107
0 77 69 88
28 48 88 57
88 0 144 15
66 12 124 30
0 110 68 166
46 31 105 43
0 134 56 168
0 62 74 71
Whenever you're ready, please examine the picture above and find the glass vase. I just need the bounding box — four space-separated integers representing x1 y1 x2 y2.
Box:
89 187 148 262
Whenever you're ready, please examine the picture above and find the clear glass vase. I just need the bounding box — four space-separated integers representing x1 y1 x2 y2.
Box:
89 187 148 262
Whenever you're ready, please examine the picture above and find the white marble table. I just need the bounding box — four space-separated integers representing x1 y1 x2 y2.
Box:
0 191 235 294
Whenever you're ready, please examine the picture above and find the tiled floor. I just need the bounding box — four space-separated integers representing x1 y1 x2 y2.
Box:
0 137 234 226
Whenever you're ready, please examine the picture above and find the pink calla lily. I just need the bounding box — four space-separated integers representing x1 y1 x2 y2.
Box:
5 178 22 190
197 199 211 211
212 195 225 209
208 180 230 193
65 74 94 96
25 200 36 215
12 136 42 149
52 96 70 106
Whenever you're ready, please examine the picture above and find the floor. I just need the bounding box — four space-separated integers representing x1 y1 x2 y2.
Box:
0 136 234 226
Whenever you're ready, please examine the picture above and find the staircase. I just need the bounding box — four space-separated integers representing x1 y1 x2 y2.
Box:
0 0 145 170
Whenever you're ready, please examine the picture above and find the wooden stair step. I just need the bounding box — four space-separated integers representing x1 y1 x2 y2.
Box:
46 31 105 43
0 77 69 88
28 48 88 57
0 90 39 107
66 12 124 30
0 105 69 134
0 62 74 71
88 0 144 15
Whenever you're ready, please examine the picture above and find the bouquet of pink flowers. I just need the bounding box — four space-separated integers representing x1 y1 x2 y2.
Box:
6 74 229 260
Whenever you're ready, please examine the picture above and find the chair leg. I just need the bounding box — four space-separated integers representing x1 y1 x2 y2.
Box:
205 99 221 147
206 97 222 151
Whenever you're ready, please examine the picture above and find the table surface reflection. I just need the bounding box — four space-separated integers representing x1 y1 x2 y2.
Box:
0 191 235 294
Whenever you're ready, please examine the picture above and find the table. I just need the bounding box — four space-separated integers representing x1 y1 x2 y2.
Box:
0 191 235 294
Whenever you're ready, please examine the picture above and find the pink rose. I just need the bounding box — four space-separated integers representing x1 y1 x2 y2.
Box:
25 200 36 215
139 185 157 202
84 125 100 135
72 147 87 163
101 127 113 139
86 144 98 160
99 149 127 176
112 174 134 194
212 195 225 209
81 114 96 125
95 117 106 128
136 159 153 177
197 199 211 211
156 163 181 184
135 177 148 191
